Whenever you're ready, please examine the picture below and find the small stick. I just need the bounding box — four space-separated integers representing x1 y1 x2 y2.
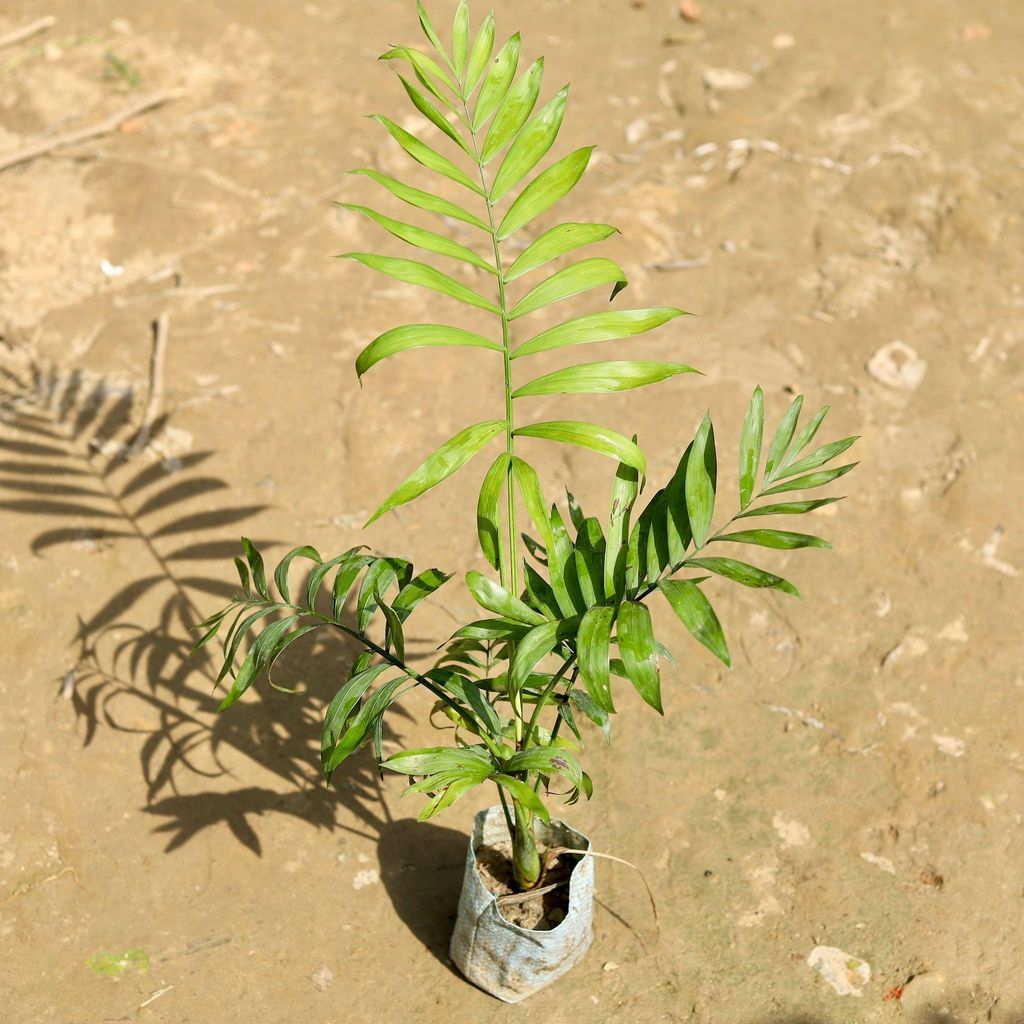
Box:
128 311 169 455
0 15 56 50
0 89 183 174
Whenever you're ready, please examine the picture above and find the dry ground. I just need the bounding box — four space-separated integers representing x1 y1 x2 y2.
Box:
1 1 1023 1021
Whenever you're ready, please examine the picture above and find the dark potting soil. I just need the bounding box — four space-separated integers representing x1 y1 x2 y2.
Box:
475 841 579 931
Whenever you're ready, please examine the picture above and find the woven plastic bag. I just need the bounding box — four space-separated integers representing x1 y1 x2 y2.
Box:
449 805 594 1002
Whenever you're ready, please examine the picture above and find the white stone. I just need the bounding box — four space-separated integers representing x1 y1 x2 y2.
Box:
703 67 754 91
866 340 927 390
807 946 871 996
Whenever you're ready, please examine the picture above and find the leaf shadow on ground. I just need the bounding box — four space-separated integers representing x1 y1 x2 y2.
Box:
0 341 430 855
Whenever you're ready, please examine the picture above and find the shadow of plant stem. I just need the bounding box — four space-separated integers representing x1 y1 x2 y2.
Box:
0 338 423 848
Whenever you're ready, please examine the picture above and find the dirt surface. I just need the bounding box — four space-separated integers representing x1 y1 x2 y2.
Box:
1 0 1023 1021
475 841 575 930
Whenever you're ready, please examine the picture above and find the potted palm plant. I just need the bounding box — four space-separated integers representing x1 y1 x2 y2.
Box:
196 0 858 1002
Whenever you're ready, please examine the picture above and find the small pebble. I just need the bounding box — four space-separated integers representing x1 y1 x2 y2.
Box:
311 964 334 992
866 340 927 391
807 946 871 997
703 67 754 91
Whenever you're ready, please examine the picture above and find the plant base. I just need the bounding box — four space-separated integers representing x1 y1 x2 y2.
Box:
449 805 594 1003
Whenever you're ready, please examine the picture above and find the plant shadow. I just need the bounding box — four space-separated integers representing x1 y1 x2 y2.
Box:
376 817 468 967
0 338 428 854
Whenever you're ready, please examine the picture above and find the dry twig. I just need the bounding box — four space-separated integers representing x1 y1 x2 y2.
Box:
0 90 183 174
0 15 55 50
128 311 169 455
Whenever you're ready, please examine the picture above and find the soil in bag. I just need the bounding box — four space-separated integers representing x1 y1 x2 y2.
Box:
474 841 579 931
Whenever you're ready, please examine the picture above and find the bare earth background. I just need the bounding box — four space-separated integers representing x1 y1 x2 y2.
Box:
1 1 1023 1021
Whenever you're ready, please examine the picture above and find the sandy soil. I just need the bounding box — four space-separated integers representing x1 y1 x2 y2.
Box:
1 1 1023 1021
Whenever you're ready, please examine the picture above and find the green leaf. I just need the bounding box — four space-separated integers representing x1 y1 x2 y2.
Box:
508 258 628 320
303 549 359 611
502 747 583 788
497 147 594 240
473 33 520 130
764 394 804 483
339 253 500 315
663 445 693 566
337 203 493 274
322 664 391 755
510 620 562 695
738 385 764 511
504 222 619 283
604 455 639 598
659 579 730 667
688 556 799 596
514 421 646 475
736 497 842 519
466 569 546 625
494 774 550 822
481 57 543 163
714 529 831 550
273 544 321 604
573 517 606 607
513 307 688 359
523 563 560 620
416 776 484 820
548 505 584 614
355 323 500 378
452 617 533 641
567 688 611 740
349 169 489 232
416 1 457 78
356 557 407 631
780 405 829 471
577 605 614 712
393 567 452 620
491 86 569 202
379 45 456 98
396 77 472 155
452 1 469 77
378 591 406 661
513 360 697 398
464 11 495 93
241 537 268 599
510 457 554 552
367 419 506 524
324 675 409 774
617 600 661 714
369 116 482 195
331 552 375 621
777 436 859 479
760 463 858 496
385 745 492 776
685 415 716 547
476 453 509 570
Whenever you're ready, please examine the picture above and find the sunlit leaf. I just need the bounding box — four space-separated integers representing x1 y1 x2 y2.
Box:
370 116 483 194
577 605 614 712
452 0 469 77
494 774 550 822
482 58 543 163
356 324 500 378
273 544 321 604
339 253 500 314
763 394 804 483
514 421 646 474
604 455 639 598
367 419 506 524
396 77 472 155
504 222 619 282
341 204 494 276
476 453 509 570
466 569 547 625
497 147 594 240
513 307 688 359
684 415 716 547
659 579 730 667
688 556 799 596
464 11 495 94
379 47 456 104
738 385 763 511
513 360 697 398
760 463 858 496
324 675 409 774
617 600 661 714
776 436 859 480
349 169 489 231
415 1 457 79
736 497 842 519
473 33 521 130
491 86 569 202
714 529 831 550
508 257 628 320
